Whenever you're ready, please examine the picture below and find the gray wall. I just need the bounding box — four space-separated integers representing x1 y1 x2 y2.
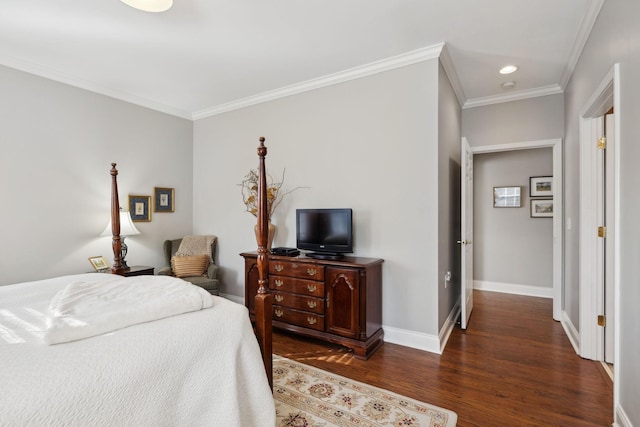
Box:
193 58 456 340
473 149 553 288
564 0 640 423
0 65 194 285
437 62 462 329
462 94 564 147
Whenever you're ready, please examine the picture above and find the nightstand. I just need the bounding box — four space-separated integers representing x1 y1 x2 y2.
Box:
121 265 155 276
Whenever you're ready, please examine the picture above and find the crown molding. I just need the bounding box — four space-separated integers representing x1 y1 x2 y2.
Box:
463 84 563 109
0 54 193 120
438 43 466 107
192 44 446 120
559 0 605 90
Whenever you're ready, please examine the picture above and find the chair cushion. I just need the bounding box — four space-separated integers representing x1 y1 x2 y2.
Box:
171 255 209 278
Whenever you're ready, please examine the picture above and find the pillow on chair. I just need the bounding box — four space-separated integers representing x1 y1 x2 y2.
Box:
171 255 209 278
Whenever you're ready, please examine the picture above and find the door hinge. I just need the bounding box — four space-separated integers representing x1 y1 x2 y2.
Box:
597 137 607 150
597 226 607 238
598 315 606 327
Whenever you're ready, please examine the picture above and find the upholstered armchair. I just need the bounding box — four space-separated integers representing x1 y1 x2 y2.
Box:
158 236 220 295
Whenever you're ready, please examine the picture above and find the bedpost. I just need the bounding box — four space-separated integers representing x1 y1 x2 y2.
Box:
110 163 125 275
254 137 273 388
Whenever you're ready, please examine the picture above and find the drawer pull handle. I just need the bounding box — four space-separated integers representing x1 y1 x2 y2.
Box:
307 317 317 325
307 268 317 276
307 284 317 293
307 300 317 309
275 279 284 287
274 264 284 272
275 309 284 318
275 295 284 302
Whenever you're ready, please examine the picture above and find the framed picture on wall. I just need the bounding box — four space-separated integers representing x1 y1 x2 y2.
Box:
129 195 151 222
530 176 553 197
154 187 175 212
493 186 521 207
531 199 553 218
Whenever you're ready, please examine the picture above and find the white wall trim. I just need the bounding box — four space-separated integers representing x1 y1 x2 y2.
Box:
438 44 466 107
220 293 244 305
439 301 461 353
383 325 441 355
558 0 606 90
474 281 553 298
561 310 581 355
470 138 563 321
193 43 445 120
614 404 632 427
463 85 563 109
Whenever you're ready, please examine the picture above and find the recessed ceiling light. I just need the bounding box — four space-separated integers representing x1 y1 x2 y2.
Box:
501 81 516 89
120 0 173 12
499 65 518 75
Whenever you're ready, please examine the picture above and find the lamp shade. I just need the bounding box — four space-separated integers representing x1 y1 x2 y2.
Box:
100 211 141 237
120 0 173 12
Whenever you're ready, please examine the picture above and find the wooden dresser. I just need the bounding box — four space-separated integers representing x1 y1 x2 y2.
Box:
241 252 384 359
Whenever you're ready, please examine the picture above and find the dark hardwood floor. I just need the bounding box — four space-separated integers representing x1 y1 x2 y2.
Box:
272 290 613 426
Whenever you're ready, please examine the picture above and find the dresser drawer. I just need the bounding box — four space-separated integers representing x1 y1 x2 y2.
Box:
272 291 325 314
273 306 324 331
270 261 325 281
269 276 324 297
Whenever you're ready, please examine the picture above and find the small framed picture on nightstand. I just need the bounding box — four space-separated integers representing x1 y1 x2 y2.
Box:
88 255 109 272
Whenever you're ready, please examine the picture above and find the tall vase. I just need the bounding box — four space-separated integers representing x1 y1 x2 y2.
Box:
254 221 276 250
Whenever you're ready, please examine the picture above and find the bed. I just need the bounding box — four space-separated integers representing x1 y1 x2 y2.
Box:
0 138 274 426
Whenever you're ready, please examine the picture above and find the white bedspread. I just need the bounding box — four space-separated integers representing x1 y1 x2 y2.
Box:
44 275 213 345
0 273 275 427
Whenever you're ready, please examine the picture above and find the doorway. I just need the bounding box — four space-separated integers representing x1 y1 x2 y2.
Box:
461 138 564 325
578 64 619 371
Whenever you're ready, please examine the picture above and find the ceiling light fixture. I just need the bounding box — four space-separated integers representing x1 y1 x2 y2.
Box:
120 0 173 12
501 81 516 89
499 65 518 75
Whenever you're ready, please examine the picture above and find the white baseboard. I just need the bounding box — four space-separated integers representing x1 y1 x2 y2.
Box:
382 325 442 354
561 310 581 355
614 404 632 427
438 301 461 353
220 293 243 305
474 280 553 298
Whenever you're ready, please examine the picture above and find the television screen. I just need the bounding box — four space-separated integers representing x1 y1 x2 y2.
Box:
296 208 353 259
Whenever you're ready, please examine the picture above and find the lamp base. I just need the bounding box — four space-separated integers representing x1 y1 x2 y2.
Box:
121 237 131 271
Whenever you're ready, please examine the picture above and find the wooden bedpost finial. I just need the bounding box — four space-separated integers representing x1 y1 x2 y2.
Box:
257 136 267 157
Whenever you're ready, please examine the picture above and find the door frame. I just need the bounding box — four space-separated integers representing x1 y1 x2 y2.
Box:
578 64 620 364
471 138 563 321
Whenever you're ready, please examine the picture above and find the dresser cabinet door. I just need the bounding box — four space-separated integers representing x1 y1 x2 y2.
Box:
326 266 359 338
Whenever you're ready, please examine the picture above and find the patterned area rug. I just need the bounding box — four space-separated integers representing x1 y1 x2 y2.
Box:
273 356 457 427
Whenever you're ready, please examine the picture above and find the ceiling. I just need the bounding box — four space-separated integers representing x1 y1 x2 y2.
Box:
0 0 602 120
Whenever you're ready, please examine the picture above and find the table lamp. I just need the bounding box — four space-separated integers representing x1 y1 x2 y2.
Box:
101 209 141 270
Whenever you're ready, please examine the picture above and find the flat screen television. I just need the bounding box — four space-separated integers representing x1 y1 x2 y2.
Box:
296 208 353 259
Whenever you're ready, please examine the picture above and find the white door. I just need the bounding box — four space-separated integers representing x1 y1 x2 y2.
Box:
460 138 474 329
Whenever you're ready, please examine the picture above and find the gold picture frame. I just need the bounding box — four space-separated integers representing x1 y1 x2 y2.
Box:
88 255 109 272
154 187 175 212
128 195 151 222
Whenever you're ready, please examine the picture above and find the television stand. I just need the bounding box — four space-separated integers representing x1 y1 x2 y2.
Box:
305 252 344 260
241 252 384 359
